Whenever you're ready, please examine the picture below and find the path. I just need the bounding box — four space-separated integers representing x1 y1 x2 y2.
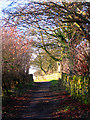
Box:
20 82 63 119
2 82 89 120
3 82 62 120
22 82 52 119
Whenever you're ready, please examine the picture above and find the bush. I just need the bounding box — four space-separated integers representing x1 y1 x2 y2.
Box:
62 73 89 104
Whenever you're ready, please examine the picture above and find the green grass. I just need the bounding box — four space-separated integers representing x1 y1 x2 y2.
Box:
50 80 61 92
34 73 60 82
34 79 59 82
50 80 59 86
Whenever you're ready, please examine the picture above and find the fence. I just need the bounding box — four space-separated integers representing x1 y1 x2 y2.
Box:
62 73 89 103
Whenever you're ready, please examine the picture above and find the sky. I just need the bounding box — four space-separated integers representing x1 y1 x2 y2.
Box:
29 66 37 74
0 0 38 75
0 0 89 17
0 0 89 75
0 0 6 17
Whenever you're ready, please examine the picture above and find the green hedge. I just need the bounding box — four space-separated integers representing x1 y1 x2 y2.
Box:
62 73 89 104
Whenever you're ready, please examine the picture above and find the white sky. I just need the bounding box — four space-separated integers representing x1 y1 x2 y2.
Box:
29 68 36 74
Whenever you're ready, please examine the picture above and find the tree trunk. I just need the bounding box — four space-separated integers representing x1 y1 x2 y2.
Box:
59 61 63 79
2 80 9 95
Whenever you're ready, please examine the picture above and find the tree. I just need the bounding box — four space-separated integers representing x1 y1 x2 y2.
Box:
2 1 90 76
2 1 89 41
33 51 58 75
72 40 89 75
2 27 33 94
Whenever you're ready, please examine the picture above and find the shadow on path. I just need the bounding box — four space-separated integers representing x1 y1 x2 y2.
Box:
2 82 89 120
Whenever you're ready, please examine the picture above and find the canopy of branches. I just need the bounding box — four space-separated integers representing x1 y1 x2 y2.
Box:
2 1 90 76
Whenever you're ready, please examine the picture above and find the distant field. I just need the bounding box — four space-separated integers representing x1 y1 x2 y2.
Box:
34 73 60 82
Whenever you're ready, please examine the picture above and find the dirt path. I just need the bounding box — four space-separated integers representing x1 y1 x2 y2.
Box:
22 82 52 118
21 82 53 119
20 82 63 119
3 82 62 120
2 82 89 120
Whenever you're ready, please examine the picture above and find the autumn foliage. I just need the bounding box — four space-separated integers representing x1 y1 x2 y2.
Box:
2 27 33 94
